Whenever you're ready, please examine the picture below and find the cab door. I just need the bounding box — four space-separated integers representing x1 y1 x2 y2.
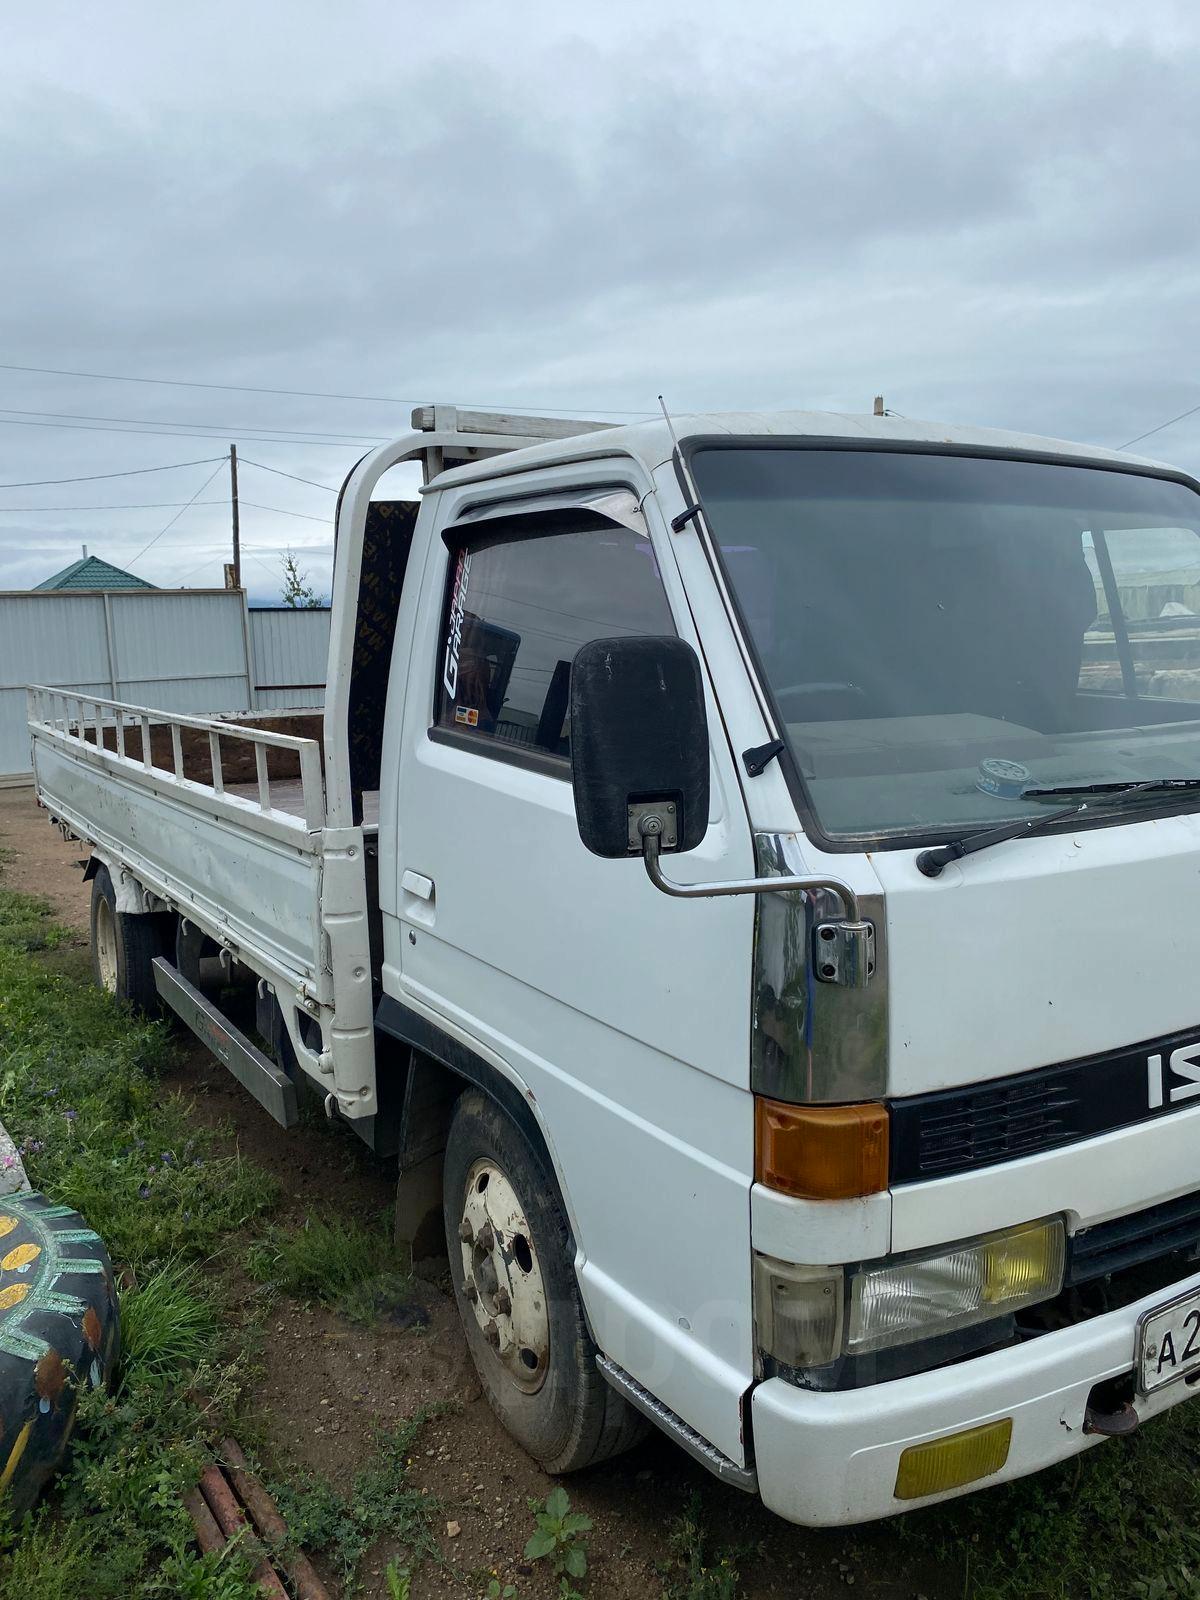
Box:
382 479 758 1463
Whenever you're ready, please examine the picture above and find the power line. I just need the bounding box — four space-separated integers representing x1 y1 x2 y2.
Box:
0 359 656 417
237 458 341 492
0 405 384 443
1120 401 1200 452
240 501 333 523
0 455 227 490
129 460 230 565
0 415 370 447
0 499 228 513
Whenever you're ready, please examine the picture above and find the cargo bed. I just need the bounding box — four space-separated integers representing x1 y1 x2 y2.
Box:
26 685 378 1119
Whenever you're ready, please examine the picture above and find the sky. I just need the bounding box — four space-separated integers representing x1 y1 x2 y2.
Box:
1 0 1198 602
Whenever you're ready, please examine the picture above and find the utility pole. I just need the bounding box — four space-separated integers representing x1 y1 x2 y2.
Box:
229 443 242 589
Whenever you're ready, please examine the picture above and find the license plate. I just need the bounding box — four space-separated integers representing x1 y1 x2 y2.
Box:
1137 1287 1200 1393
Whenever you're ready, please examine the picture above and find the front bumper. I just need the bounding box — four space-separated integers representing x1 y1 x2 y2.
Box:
751 1265 1200 1526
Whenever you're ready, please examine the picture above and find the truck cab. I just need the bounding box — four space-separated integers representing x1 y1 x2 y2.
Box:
32 405 1200 1524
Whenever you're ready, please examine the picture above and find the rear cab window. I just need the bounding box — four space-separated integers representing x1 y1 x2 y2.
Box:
434 510 676 769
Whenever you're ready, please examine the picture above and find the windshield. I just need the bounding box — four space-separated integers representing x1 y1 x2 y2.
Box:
690 445 1200 844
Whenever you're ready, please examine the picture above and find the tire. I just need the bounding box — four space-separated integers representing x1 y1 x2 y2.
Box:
443 1089 647 1474
89 864 172 1015
0 1190 120 1514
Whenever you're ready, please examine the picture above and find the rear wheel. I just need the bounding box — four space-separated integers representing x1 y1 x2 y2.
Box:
443 1090 646 1473
89 864 172 1015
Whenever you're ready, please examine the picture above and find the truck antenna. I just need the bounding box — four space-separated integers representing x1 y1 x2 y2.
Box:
658 394 683 455
657 396 703 534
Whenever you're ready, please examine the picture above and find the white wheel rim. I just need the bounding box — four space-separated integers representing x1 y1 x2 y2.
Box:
94 898 117 993
458 1158 550 1394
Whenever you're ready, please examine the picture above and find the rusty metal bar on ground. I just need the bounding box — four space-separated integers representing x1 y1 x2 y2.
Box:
221 1436 333 1600
196 1460 289 1598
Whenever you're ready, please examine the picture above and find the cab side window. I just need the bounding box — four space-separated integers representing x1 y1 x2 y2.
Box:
435 516 676 763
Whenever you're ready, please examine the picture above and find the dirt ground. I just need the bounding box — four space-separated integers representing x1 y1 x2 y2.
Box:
0 787 954 1600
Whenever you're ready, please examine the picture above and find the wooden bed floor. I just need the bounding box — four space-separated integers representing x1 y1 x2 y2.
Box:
228 780 379 829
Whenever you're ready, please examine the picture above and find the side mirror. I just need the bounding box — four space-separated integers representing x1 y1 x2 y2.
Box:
570 635 710 859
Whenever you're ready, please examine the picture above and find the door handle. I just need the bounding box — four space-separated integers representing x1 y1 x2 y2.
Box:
401 870 434 901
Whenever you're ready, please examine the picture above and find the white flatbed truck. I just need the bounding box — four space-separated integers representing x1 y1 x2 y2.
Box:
28 404 1200 1523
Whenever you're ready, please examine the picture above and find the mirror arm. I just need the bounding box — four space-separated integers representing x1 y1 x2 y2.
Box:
640 831 862 922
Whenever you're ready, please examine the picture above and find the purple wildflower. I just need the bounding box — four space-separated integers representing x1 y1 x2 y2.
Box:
63 1108 78 1122
138 1185 151 1200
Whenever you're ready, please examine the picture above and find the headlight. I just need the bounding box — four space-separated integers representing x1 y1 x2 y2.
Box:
754 1217 1065 1370
846 1217 1065 1355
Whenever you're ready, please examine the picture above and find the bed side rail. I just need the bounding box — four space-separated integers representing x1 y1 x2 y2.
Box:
27 685 325 832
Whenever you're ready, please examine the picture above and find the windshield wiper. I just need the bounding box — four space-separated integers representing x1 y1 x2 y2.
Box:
1022 778 1200 801
916 779 1200 879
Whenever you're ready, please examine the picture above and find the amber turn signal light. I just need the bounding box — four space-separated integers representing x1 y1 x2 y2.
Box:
755 1098 889 1200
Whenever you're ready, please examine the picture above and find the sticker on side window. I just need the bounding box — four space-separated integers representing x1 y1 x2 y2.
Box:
442 548 473 700
454 706 479 727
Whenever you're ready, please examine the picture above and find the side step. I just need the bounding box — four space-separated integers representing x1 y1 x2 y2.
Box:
595 1355 758 1494
152 958 298 1129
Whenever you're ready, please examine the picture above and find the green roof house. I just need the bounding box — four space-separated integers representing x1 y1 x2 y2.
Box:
35 546 155 592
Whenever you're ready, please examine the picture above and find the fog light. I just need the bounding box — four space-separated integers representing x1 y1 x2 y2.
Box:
894 1418 1013 1500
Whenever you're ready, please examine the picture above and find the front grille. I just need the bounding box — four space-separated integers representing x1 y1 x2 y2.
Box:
889 1024 1200 1184
909 1077 1080 1175
1068 1190 1200 1287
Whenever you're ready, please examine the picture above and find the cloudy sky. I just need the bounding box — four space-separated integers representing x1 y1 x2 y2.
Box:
1 0 1198 600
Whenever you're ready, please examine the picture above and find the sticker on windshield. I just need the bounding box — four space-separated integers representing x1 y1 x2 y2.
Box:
976 758 1032 799
442 548 473 700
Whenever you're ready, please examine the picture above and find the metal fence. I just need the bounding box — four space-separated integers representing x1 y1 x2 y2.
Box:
0 591 330 782
248 607 330 711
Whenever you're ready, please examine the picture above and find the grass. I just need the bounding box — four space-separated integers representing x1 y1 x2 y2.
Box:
0 868 440 1597
247 1211 415 1325
0 886 69 954
0 878 277 1597
119 1263 222 1388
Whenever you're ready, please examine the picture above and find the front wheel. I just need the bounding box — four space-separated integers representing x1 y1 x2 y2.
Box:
443 1090 646 1474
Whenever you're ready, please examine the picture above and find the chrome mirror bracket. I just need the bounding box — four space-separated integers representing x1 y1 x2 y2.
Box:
633 817 875 989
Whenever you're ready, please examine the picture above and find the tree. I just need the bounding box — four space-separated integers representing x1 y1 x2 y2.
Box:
279 549 324 608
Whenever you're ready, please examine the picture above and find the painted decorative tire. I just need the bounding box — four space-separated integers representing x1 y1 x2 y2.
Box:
0 1192 119 1514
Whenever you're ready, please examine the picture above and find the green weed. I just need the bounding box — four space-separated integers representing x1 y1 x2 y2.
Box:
385 1558 413 1598
143 1533 263 1600
0 1508 143 1598
271 1409 443 1592
247 1211 412 1323
658 1494 741 1600
524 1486 591 1586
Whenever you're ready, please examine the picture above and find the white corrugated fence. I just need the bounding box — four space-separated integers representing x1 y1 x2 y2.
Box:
0 591 329 782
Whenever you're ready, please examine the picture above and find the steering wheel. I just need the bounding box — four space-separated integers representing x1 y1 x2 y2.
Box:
774 681 867 715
